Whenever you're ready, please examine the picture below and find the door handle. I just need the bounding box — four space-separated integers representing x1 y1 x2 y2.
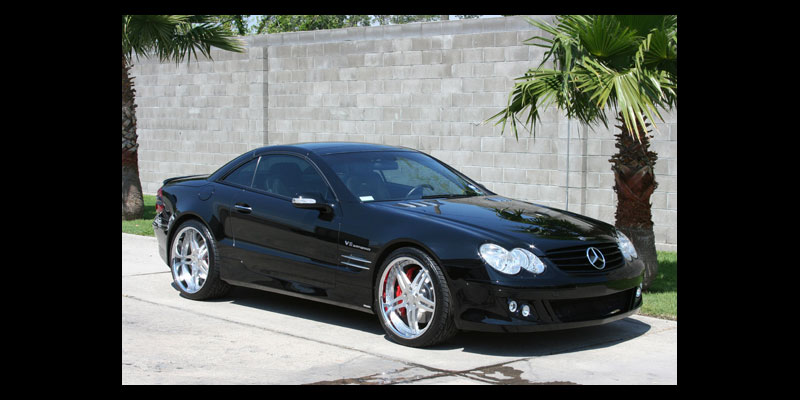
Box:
234 203 252 213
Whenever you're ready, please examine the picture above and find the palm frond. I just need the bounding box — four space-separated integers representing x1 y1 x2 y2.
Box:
123 15 187 62
614 15 668 36
488 68 579 139
170 20 244 64
486 14 677 142
122 15 244 65
579 16 634 56
524 16 584 72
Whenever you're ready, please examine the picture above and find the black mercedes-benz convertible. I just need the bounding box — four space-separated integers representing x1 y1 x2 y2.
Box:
153 142 644 347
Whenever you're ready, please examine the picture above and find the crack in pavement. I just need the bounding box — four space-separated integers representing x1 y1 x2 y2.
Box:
123 294 519 384
304 362 579 385
123 293 669 385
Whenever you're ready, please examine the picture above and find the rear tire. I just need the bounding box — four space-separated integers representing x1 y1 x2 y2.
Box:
169 220 231 300
374 247 458 347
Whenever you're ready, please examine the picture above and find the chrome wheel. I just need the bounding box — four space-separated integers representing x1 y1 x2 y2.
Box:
378 257 436 340
171 226 209 294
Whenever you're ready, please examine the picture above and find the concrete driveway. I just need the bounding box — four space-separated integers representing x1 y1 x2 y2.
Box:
122 233 677 385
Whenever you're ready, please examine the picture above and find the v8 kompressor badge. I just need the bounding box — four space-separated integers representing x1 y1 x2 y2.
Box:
344 240 371 252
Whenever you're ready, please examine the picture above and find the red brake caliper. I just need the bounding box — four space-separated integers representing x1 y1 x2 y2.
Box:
384 266 420 320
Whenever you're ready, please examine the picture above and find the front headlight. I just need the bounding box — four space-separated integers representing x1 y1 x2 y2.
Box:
616 231 638 261
479 243 546 275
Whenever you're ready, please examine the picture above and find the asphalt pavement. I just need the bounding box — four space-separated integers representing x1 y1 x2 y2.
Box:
122 233 677 385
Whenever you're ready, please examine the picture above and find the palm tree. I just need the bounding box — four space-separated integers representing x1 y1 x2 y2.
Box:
122 15 244 220
487 15 676 289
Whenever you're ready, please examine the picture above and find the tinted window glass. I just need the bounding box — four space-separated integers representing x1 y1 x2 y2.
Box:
322 151 485 201
221 158 258 187
252 154 334 201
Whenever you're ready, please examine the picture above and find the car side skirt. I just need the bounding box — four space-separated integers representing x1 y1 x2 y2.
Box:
223 279 375 315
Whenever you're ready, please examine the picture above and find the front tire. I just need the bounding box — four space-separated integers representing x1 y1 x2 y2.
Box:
169 220 231 300
374 247 458 347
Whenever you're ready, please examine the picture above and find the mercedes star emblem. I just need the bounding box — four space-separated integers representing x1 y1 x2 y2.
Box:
586 247 606 270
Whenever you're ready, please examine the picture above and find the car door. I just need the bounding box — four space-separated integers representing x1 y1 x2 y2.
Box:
228 153 340 294
212 156 259 280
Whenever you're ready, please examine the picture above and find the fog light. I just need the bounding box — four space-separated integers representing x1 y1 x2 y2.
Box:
635 284 642 298
521 304 531 317
508 300 518 313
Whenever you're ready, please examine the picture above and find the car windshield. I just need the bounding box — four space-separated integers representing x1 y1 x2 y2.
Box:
322 151 486 202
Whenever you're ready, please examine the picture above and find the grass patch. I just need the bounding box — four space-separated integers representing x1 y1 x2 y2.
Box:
640 251 677 320
122 195 157 236
121 195 677 320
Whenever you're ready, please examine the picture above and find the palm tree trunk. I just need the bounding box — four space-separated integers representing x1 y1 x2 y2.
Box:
122 54 144 220
609 113 659 290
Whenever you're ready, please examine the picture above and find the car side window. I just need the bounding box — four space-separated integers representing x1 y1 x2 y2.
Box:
221 157 259 187
252 154 334 202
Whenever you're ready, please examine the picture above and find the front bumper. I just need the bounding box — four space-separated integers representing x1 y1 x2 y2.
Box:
451 273 643 333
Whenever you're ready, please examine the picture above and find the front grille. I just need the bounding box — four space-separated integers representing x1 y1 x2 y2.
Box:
549 289 634 323
545 242 624 273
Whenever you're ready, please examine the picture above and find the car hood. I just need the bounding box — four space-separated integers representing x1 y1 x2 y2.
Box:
373 196 618 252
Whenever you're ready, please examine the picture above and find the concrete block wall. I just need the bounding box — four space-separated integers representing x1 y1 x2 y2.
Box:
131 16 677 251
132 35 268 189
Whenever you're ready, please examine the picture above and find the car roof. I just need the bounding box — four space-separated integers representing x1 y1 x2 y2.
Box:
255 142 416 156
210 142 419 182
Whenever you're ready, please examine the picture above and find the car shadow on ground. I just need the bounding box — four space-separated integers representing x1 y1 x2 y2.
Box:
203 285 385 334
198 285 652 358
438 318 651 357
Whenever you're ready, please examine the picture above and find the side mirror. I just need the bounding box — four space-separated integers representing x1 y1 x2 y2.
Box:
291 193 333 214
